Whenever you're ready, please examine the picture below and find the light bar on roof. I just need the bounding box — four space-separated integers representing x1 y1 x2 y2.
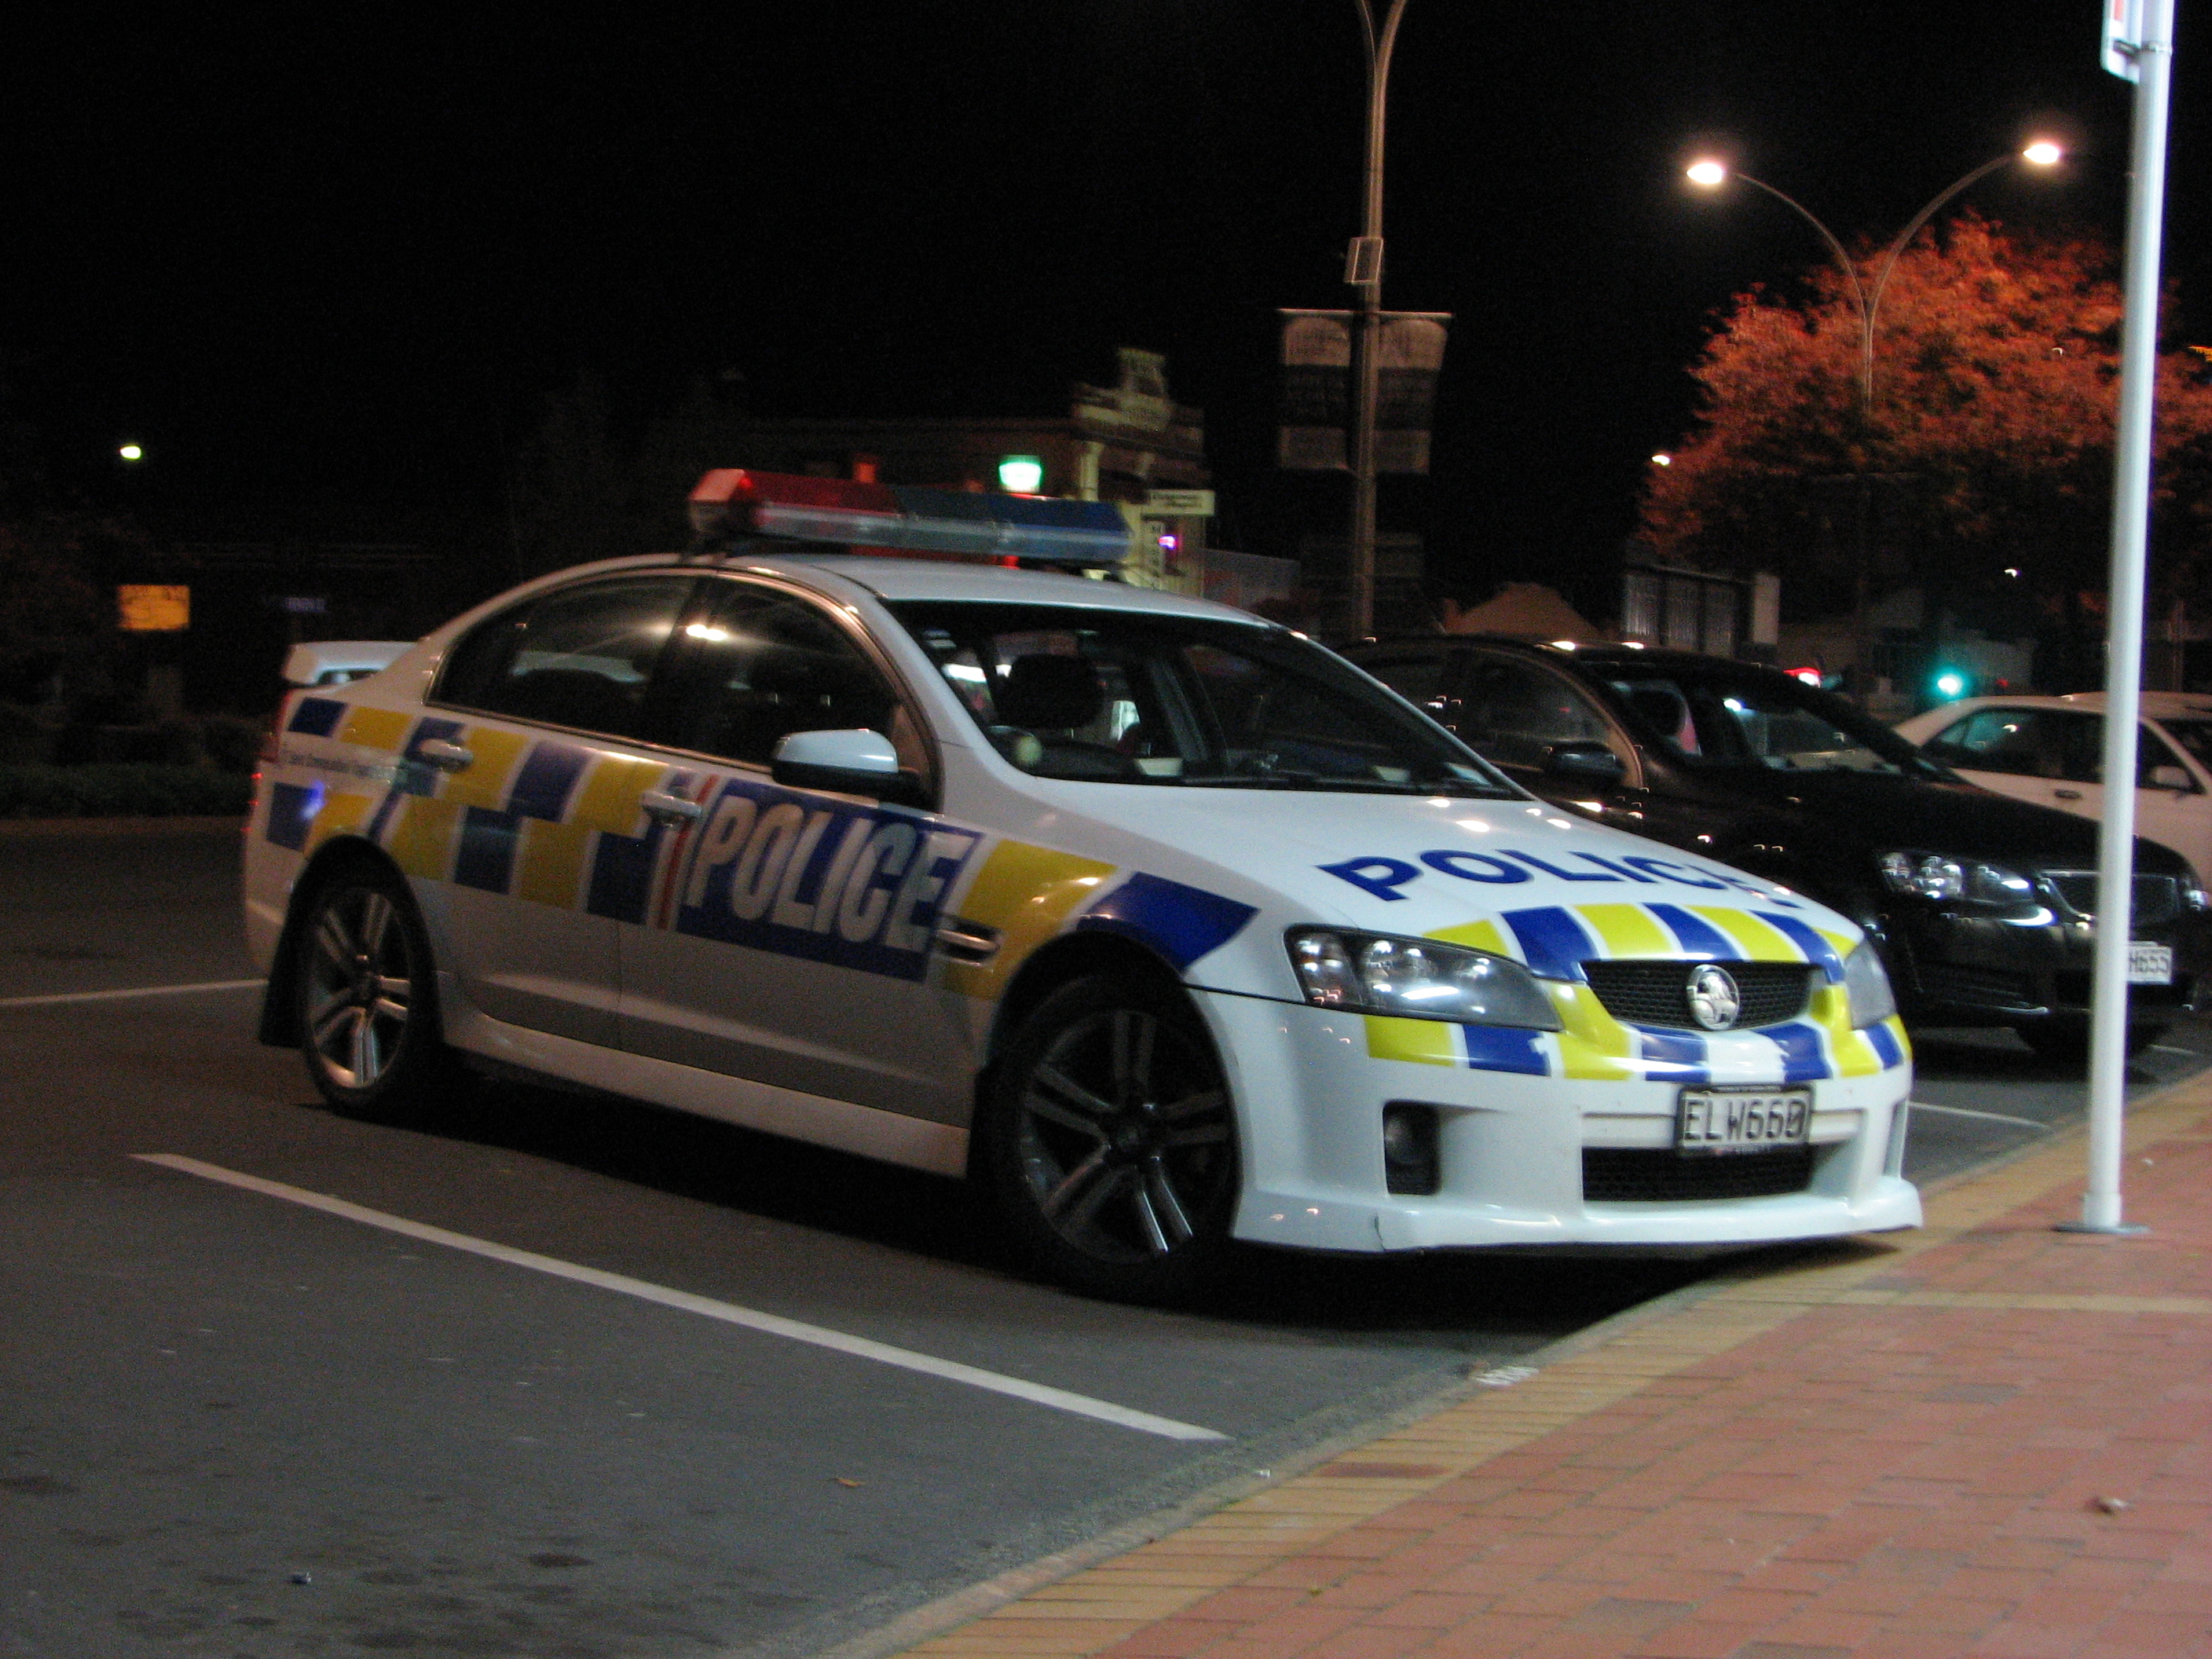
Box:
688 470 1131 566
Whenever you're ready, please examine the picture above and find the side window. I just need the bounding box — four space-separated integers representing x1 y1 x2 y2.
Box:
1361 654 1452 715
2137 724 2199 791
436 577 695 738
2045 712 2195 789
662 583 917 771
1459 654 1617 771
2052 712 2106 785
1922 709 2049 778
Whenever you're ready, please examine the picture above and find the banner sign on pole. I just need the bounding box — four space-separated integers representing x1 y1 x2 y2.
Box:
2104 0 2146 79
1278 310 1352 471
1276 309 1450 474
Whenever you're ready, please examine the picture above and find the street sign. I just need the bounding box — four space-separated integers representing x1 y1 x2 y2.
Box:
1144 489 1215 516
117 584 189 632
2103 0 2144 79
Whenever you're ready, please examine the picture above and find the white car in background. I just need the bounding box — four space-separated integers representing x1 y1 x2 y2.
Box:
1898 693 2212 883
244 471 1918 1302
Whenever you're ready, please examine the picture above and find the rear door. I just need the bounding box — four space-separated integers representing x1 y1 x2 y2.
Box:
408 573 701 1047
617 575 983 1125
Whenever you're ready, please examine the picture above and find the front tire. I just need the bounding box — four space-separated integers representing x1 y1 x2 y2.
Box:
979 975 1240 1302
295 865 462 1122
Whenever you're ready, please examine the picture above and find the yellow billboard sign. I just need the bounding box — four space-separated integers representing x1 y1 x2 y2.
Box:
118 584 190 632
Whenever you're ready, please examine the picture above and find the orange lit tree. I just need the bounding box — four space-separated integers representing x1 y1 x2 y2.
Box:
1639 213 2212 630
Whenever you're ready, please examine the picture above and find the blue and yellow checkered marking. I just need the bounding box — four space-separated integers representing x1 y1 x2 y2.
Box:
1364 899 1907 1082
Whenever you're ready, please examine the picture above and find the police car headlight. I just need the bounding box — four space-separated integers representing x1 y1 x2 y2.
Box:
1287 928 1562 1029
1843 939 1897 1028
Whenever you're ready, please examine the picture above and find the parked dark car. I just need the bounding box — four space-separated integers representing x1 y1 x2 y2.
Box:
1347 637 2209 1057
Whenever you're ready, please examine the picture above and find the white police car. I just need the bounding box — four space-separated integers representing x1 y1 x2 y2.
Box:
245 471 1919 1299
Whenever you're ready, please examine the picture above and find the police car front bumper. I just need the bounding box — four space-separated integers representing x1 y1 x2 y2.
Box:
1202 991 1920 1254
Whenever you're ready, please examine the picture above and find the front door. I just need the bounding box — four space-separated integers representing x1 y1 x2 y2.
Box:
616 577 983 1124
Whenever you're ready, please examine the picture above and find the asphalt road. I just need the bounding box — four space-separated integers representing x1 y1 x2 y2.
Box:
2 823 2203 1659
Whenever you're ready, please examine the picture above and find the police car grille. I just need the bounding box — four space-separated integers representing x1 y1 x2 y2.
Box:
1582 1146 1815 1203
2042 871 2181 927
1580 961 1815 1030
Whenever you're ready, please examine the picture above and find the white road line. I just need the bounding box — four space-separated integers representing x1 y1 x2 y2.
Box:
1908 1100 2052 1133
0 977 264 1009
132 1153 1228 1444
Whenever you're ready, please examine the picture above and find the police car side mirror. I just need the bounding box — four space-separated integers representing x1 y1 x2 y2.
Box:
771 729 920 801
1544 741 1625 785
2149 764 2195 793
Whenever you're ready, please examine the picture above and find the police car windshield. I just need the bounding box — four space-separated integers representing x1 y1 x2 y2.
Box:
1602 666 1936 777
891 602 1515 796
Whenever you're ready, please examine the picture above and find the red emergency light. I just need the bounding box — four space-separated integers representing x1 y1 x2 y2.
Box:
688 470 1132 567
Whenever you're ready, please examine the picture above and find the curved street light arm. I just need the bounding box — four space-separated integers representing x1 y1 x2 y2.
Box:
1364 0 1409 239
1861 152 2020 390
1731 172 1873 405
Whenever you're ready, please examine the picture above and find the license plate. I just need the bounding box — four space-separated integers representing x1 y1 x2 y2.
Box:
2130 943 2174 985
1676 1087 1813 1156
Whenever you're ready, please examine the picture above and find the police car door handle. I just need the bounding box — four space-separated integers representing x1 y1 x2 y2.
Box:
932 917 1002 963
2055 788 2082 801
416 740 474 772
639 790 704 824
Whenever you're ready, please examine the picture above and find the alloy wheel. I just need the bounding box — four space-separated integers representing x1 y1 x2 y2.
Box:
1014 1005 1234 1265
303 885 416 1090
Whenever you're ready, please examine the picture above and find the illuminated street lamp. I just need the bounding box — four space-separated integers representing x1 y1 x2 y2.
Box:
118 443 144 463
1685 142 2064 414
1683 144 2064 697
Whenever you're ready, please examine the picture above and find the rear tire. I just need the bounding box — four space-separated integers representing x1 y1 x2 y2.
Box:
295 865 463 1123
977 975 1239 1303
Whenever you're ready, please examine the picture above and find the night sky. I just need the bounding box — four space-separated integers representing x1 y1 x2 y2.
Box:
2 2 2196 607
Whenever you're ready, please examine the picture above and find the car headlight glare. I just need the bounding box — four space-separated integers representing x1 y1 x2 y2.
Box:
1842 939 1896 1028
1287 928 1562 1028
1877 850 2034 906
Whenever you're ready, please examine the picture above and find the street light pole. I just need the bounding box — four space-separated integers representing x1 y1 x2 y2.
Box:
1347 0 1409 642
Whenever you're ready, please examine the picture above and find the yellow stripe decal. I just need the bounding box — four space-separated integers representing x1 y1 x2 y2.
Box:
438 726 530 811
1427 917 1512 957
304 790 373 852
1688 906 1807 962
383 797 463 880
1363 1015 1459 1067
943 841 1118 1000
1570 903 1677 959
1547 981 1638 1080
336 706 411 753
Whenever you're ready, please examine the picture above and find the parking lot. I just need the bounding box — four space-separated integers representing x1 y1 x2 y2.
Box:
3 822 2204 1659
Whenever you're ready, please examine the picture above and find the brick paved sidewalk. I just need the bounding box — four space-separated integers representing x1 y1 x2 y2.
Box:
888 1082 2212 1659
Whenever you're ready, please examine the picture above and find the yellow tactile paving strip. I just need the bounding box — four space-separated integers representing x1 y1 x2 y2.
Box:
881 1075 2212 1659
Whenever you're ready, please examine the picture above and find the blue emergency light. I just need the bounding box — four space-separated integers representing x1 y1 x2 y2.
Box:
688 471 1132 567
